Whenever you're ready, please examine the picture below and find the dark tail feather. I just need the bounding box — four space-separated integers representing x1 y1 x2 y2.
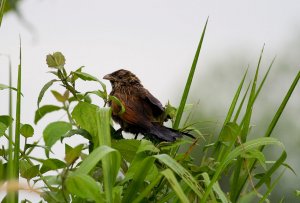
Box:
149 125 195 142
165 126 195 139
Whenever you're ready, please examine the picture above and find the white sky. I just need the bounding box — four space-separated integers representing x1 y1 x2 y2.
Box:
0 0 300 201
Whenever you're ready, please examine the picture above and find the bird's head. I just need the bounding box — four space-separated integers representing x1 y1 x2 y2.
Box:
103 69 141 87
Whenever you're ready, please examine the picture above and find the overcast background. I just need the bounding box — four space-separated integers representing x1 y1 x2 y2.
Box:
0 0 300 201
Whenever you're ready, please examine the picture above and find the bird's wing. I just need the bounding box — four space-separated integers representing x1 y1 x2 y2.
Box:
138 88 164 116
111 92 152 128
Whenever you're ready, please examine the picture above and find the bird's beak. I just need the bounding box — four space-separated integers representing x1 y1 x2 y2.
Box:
103 74 113 81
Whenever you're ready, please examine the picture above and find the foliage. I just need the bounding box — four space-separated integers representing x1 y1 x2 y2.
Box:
0 18 299 203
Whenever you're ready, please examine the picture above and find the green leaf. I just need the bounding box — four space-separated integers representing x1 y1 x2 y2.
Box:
264 71 300 140
72 102 99 140
0 116 13 136
109 95 125 115
137 139 159 153
161 169 190 203
61 128 92 142
65 144 84 165
73 71 106 91
113 186 123 203
219 122 239 142
123 156 156 203
0 83 17 91
164 101 177 120
25 144 53 154
201 137 285 203
43 121 72 149
0 115 13 127
255 151 287 189
46 52 66 69
241 149 266 170
154 154 204 199
72 71 100 82
85 90 107 101
258 170 285 203
40 158 66 173
41 190 68 203
20 124 34 138
0 122 7 137
75 145 120 178
66 173 103 203
51 90 66 102
37 79 58 108
201 172 228 203
34 105 61 124
112 139 140 162
20 160 39 180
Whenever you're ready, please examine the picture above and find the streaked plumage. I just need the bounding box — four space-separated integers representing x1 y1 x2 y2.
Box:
103 69 191 142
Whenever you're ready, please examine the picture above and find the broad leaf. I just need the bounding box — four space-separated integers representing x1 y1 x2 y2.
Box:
40 158 66 173
65 144 84 165
72 102 98 140
43 121 72 149
20 124 34 138
112 139 140 162
20 160 39 180
66 173 103 203
34 105 61 124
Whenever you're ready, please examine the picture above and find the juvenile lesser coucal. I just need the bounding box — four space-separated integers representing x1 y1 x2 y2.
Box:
103 69 192 142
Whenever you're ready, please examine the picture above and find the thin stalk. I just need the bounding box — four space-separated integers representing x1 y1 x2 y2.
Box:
7 55 15 202
13 38 22 202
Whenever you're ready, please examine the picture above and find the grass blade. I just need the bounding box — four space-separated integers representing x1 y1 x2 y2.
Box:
201 172 228 203
223 68 248 125
233 82 251 123
154 154 204 198
230 46 265 202
132 174 163 203
161 169 190 203
201 137 284 203
255 151 287 189
252 57 275 103
215 69 248 161
173 18 208 129
263 70 300 140
235 70 300 201
66 173 104 203
258 170 286 203
123 157 156 203
96 108 115 203
74 145 120 175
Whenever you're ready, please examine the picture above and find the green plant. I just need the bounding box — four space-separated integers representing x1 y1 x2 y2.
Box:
0 19 299 203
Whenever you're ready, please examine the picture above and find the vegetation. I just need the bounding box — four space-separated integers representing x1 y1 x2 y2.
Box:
1 4 300 203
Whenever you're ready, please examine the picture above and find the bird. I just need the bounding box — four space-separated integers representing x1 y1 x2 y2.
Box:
103 69 194 142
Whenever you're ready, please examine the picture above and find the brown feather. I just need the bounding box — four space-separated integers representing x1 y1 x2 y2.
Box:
103 69 193 142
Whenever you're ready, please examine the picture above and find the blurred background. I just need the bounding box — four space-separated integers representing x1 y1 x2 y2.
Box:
0 0 299 201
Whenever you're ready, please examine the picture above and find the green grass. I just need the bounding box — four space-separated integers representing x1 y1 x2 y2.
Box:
0 17 299 203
